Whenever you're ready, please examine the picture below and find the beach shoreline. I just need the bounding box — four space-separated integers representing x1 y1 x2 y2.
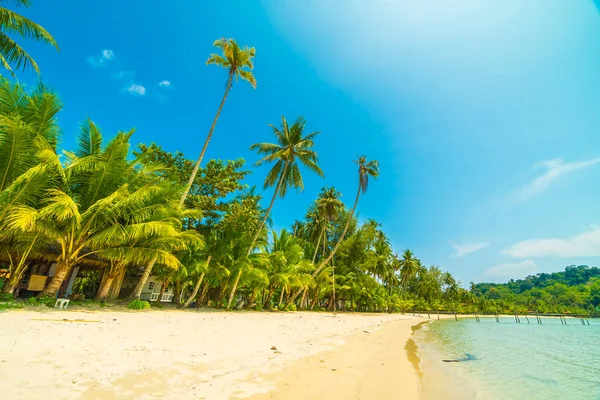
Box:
0 309 428 400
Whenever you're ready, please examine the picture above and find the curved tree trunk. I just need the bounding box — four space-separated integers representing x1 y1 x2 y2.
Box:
40 260 70 298
129 257 157 301
155 279 169 304
181 256 211 309
181 272 205 309
226 163 290 311
312 228 324 264
95 273 117 301
278 287 285 307
197 281 209 307
299 286 308 309
179 73 234 207
226 269 243 310
288 183 362 306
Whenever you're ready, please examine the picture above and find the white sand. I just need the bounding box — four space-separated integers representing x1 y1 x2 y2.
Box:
0 309 423 400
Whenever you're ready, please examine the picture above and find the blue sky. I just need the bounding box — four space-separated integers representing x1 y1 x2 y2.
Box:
14 0 600 284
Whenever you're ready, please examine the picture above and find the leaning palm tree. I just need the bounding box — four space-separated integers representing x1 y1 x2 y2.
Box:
179 38 256 207
288 155 379 305
225 116 323 310
0 0 58 76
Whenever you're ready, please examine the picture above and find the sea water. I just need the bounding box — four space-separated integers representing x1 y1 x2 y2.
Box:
416 317 600 400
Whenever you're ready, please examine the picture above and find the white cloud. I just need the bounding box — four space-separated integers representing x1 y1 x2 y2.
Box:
158 80 171 88
504 226 600 258
514 157 600 201
112 70 134 80
126 84 146 96
87 49 116 67
449 241 489 257
483 259 537 281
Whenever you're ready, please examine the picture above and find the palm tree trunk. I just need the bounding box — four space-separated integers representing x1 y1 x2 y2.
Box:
181 256 210 309
129 256 157 301
95 273 117 301
155 279 169 304
181 272 205 309
226 162 290 311
198 281 209 306
179 73 234 207
246 161 289 256
312 227 324 264
300 286 308 309
40 260 71 298
278 287 285 306
288 183 362 306
226 268 243 310
174 277 182 305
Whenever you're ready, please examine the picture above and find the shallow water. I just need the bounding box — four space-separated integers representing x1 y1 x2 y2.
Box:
416 317 600 400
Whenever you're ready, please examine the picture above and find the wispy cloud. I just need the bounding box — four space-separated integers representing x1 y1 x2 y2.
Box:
483 259 537 281
87 49 116 67
158 80 171 88
449 241 489 257
112 70 134 80
504 226 600 258
514 157 600 202
126 84 146 96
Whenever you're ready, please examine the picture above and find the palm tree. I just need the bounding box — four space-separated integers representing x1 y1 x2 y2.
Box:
0 0 58 76
399 249 419 293
225 116 323 310
311 187 343 263
179 38 256 207
288 156 379 306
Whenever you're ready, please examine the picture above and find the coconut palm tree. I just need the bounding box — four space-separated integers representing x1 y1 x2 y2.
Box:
399 249 419 293
288 156 379 306
225 116 323 310
0 0 58 76
179 38 256 207
311 187 343 263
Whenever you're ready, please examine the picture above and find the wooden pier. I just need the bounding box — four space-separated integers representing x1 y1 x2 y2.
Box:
412 310 593 325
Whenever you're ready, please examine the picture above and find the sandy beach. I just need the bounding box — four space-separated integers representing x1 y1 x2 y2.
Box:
0 309 424 400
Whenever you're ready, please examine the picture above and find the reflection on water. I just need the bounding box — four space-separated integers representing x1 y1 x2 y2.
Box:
416 317 600 400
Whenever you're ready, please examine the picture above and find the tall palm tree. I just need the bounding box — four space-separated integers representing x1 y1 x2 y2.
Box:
0 0 58 76
399 249 419 293
311 187 343 263
179 38 256 207
225 116 323 310
289 156 379 306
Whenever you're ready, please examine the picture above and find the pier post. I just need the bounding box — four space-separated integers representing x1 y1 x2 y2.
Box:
437 312 440 320
454 312 458 321
525 316 530 324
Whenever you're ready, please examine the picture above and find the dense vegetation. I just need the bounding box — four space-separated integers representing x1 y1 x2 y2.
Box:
0 2 597 317
474 266 600 316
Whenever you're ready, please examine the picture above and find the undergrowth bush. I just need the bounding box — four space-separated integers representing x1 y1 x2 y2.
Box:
127 299 150 310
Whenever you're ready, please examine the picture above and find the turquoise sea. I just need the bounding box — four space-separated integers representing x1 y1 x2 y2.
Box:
416 317 600 400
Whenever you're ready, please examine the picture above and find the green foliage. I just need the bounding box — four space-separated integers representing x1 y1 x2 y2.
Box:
27 296 54 307
0 2 59 76
127 299 150 310
474 266 600 315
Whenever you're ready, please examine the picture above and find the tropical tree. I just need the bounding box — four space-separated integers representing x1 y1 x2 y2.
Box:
288 156 379 305
399 249 419 293
0 0 59 76
180 38 256 206
225 116 323 310
310 187 343 263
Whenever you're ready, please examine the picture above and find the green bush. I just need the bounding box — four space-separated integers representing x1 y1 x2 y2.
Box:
254 304 263 311
0 292 14 302
27 296 55 307
150 301 164 309
286 303 297 312
127 299 150 310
